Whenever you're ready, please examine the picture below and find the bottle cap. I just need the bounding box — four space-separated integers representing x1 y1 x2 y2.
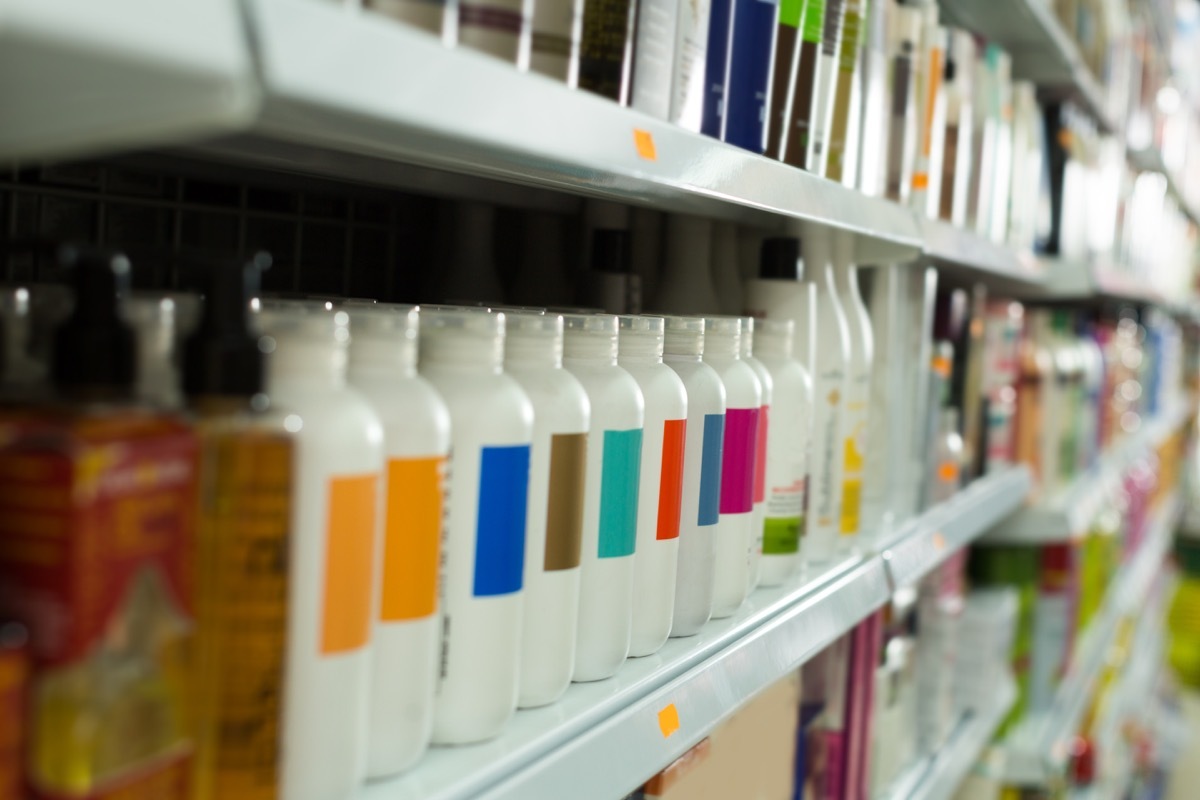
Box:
592 229 632 275
760 237 802 280
663 315 705 357
51 246 136 397
184 253 270 398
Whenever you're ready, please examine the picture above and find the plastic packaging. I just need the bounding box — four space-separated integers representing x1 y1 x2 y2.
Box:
669 0 712 131
618 315 687 656
809 0 846 175
753 318 813 586
702 316 762 618
834 241 872 550
562 313 645 681
529 0 583 83
258 301 385 800
419 308 534 743
458 0 531 66
346 305 450 776
723 0 779 153
502 311 590 707
782 0 827 168
578 0 636 103
630 0 679 119
662 316 726 636
740 318 773 590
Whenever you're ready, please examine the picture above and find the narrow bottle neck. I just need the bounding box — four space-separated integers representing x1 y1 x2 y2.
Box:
348 338 417 378
505 336 563 369
420 334 504 372
664 331 703 359
618 333 664 365
563 335 618 365
268 341 346 389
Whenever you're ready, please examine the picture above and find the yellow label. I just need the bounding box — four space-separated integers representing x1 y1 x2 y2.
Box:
322 474 378 654
658 703 681 738
840 478 862 535
380 457 444 622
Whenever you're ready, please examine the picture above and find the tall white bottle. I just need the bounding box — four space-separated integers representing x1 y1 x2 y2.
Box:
419 309 534 743
669 0 712 131
653 215 720 314
803 234 851 566
752 318 813 586
662 315 726 636
528 0 583 84
501 311 590 707
562 313 645 681
833 237 872 552
345 305 450 778
702 317 761 618
739 318 772 590
618 315 687 656
631 0 681 119
258 302 385 800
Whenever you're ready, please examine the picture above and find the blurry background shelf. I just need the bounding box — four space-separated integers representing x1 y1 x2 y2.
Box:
918 218 1045 289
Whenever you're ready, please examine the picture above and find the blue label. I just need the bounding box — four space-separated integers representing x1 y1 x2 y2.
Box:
724 0 779 152
597 428 643 558
473 444 531 596
701 0 735 138
698 413 724 526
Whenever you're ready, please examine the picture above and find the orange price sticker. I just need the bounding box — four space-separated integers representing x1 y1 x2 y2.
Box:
658 703 680 738
634 129 658 161
932 531 946 551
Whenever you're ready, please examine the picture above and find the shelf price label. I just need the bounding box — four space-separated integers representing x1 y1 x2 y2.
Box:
658 703 680 738
634 129 658 162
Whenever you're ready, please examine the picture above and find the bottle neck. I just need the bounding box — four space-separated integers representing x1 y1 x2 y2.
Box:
755 335 792 359
348 338 417 378
563 335 618 365
663 330 703 359
420 333 504 372
505 335 563 369
704 336 739 359
618 332 664 365
268 340 346 389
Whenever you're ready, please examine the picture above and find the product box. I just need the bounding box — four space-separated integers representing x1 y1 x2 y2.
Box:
0 412 198 800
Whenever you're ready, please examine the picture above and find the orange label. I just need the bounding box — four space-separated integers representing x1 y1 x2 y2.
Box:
634 129 658 161
932 531 946 551
937 461 960 484
321 474 378 654
380 457 444 622
658 703 681 738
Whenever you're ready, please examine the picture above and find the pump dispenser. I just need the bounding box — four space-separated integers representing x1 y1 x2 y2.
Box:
702 317 761 618
562 313 645 681
257 300 384 800
346 304 451 776
186 255 294 800
52 247 137 399
662 315 725 636
502 311 590 707
418 308 533 742
618 315 687 656
740 318 772 590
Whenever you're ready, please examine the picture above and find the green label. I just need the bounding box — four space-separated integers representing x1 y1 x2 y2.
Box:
802 0 825 43
763 515 803 555
597 428 643 558
780 0 804 27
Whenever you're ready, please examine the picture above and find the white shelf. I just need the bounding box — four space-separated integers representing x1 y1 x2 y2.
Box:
982 402 1193 544
1127 145 1200 228
880 467 1033 589
918 217 1045 288
939 0 1117 133
0 0 258 162
878 677 1018 800
997 494 1181 786
358 471 1030 800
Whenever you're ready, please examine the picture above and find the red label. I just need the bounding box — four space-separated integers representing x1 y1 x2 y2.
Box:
656 420 686 541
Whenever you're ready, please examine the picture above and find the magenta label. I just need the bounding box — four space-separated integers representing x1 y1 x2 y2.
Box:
719 407 759 514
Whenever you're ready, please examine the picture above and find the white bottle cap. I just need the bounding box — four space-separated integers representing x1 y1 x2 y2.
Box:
256 299 352 383
418 306 505 370
753 318 795 359
617 315 665 359
562 313 619 362
702 316 742 357
662 315 706 357
738 316 756 358
503 309 563 367
343 302 419 371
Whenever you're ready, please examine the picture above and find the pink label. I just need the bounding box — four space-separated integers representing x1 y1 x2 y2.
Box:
753 405 769 504
719 407 759 514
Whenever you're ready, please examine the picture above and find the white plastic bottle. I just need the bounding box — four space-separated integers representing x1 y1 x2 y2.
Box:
662 316 726 636
668 0 712 131
529 0 583 83
562 313 645 681
742 237 817 385
258 302 385 800
702 317 761 618
752 318 813 586
345 305 450 777
804 234 850 566
502 311 590 708
833 238 872 552
419 308 534 743
630 0 680 119
617 315 687 656
739 318 772 590
653 215 720 314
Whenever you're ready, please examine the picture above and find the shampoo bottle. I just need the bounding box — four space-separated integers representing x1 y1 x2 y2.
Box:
766 0 804 159
630 0 681 119
562 313 645 681
701 0 735 139
809 0 846 175
662 316 726 636
833 239 872 551
257 301 385 800
782 0 827 168
618 315 688 656
702 317 761 617
502 311 590 707
825 0 867 185
346 305 450 776
458 0 532 66
419 308 533 743
529 0 583 83
579 0 637 103
740 318 773 590
723 0 781 153
669 0 713 131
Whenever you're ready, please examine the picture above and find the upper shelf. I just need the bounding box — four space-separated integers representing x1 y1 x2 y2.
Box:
353 468 1028 800
1127 145 1200 227
982 400 1193 544
0 0 259 161
939 0 1118 133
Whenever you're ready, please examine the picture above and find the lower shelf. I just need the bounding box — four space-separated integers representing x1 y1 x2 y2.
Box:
360 469 1031 800
878 677 1018 800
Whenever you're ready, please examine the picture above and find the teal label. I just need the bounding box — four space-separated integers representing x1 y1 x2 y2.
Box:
597 428 643 558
